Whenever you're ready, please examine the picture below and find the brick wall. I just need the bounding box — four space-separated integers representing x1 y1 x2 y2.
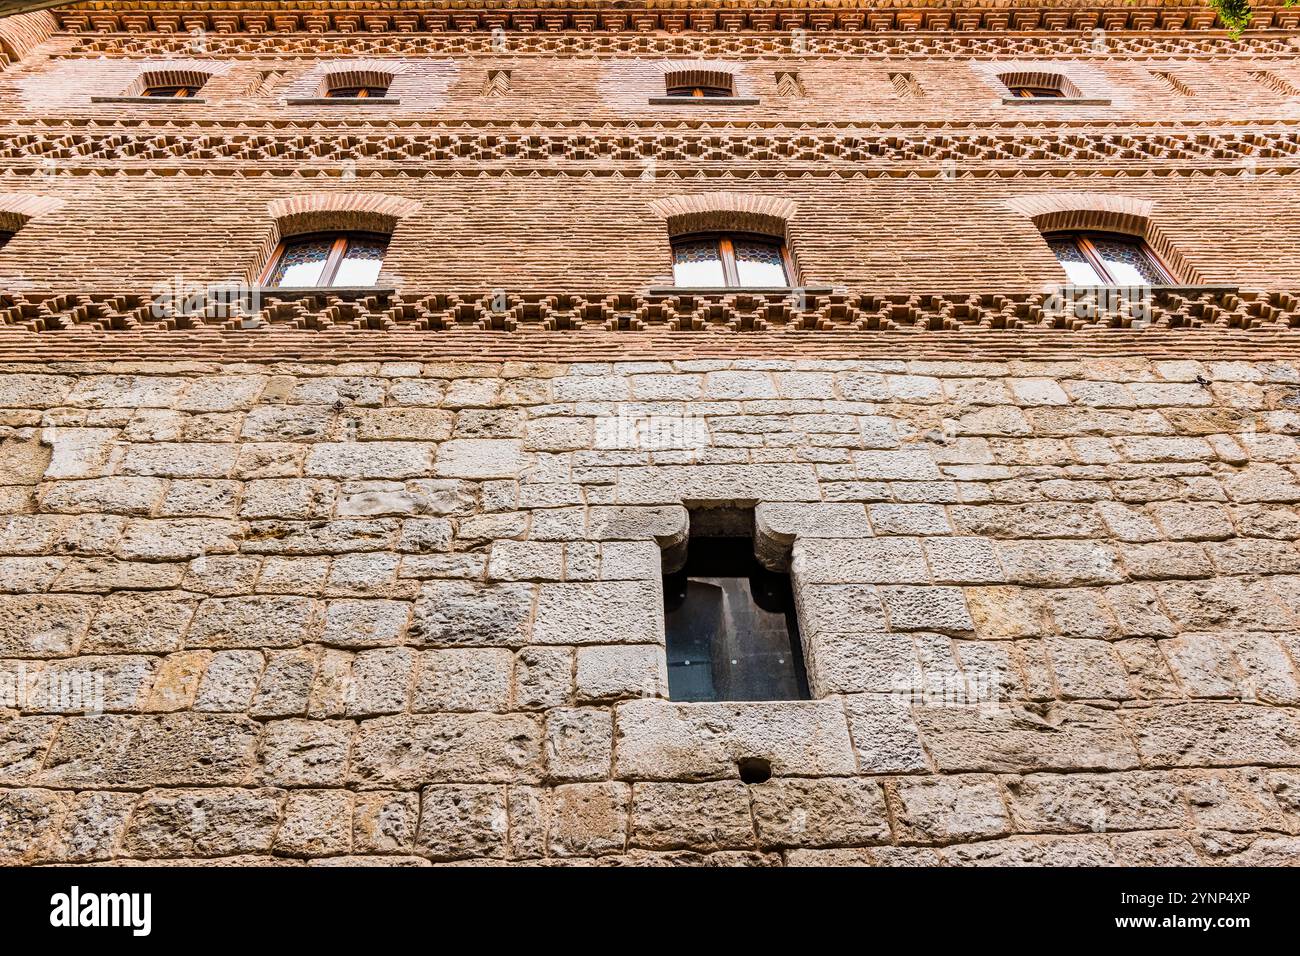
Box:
2 2 1300 866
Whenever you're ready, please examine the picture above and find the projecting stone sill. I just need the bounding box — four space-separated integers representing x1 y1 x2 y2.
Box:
90 96 209 104
647 286 837 295
1001 97 1112 106
647 96 761 106
253 286 399 298
284 97 401 106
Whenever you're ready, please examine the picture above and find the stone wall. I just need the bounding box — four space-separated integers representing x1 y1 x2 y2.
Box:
2 354 1300 865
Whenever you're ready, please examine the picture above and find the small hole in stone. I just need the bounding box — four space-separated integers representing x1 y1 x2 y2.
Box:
737 757 772 784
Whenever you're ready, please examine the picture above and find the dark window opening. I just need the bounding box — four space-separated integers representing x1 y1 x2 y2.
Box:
664 536 809 702
1007 85 1064 98
667 83 732 98
143 84 200 98
327 86 387 98
0 231 13 250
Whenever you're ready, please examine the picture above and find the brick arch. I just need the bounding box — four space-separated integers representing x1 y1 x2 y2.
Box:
124 68 214 97
997 70 1082 98
1005 192 1201 284
648 192 797 240
266 192 421 240
0 193 65 235
655 59 742 96
321 68 395 96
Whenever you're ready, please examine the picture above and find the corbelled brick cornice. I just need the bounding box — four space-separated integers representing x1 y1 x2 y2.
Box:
45 1 1300 34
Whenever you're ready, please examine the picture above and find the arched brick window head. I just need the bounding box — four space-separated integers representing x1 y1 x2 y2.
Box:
323 70 392 98
132 70 211 98
999 71 1081 99
1046 231 1175 285
259 232 389 288
665 69 734 98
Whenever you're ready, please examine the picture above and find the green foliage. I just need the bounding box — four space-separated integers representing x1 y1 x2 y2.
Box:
1208 0 1254 37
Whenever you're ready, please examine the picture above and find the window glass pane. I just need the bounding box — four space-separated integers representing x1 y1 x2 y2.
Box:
267 236 333 287
733 238 789 287
672 237 726 287
1090 237 1167 285
664 538 809 702
332 236 388 286
1047 237 1105 285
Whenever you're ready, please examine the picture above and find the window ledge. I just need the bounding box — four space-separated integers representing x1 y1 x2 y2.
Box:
648 96 760 106
647 286 836 295
1054 284 1238 295
254 285 396 297
1002 96 1111 105
284 97 400 105
91 95 208 104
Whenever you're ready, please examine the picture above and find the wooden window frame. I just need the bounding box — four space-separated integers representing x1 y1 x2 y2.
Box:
1046 230 1176 285
672 231 795 288
257 230 389 288
143 85 198 98
1009 86 1064 98
326 86 386 99
666 84 733 98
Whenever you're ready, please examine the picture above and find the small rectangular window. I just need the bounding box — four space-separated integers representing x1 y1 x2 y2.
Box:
664 536 809 702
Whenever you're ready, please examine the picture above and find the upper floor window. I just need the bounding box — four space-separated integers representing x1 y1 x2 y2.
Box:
672 232 791 288
143 83 201 98
260 231 388 288
998 71 1081 101
669 81 731 98
326 84 386 99
664 69 735 99
1007 85 1064 99
1046 231 1174 285
321 70 393 100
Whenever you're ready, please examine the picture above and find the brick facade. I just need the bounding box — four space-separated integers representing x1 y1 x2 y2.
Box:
1 1 1300 866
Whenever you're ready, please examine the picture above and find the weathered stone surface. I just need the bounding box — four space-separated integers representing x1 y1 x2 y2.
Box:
415 784 508 860
914 704 1140 773
4 353 1300 865
350 714 543 786
188 597 320 650
411 581 533 646
533 581 663 645
548 782 629 857
1124 703 1300 768
41 714 261 788
631 781 754 851
614 700 856 780
888 775 1011 844
125 788 283 857
545 707 613 782
413 648 512 712
752 777 891 848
